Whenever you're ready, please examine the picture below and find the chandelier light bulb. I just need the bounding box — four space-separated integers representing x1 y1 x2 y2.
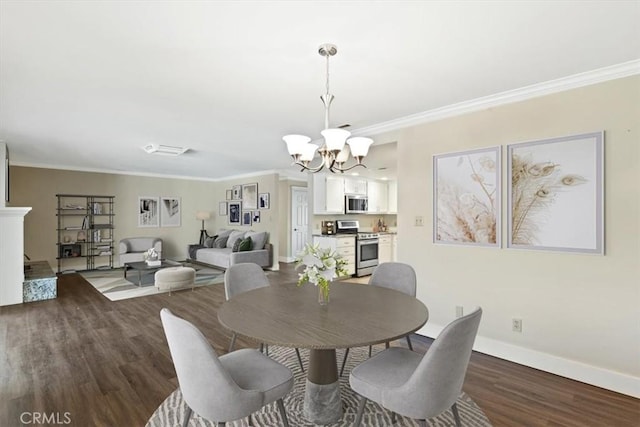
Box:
300 143 319 162
346 137 373 158
321 128 351 152
283 134 311 156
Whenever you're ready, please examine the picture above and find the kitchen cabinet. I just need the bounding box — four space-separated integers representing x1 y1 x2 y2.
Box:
344 177 367 195
367 180 388 214
313 235 355 276
378 234 392 264
313 174 344 215
387 180 397 214
391 234 398 261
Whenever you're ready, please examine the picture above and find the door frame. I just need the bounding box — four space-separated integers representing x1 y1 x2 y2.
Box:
289 186 308 262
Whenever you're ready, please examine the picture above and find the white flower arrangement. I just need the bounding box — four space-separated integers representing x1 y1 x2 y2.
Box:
144 247 159 260
295 244 347 299
144 247 160 266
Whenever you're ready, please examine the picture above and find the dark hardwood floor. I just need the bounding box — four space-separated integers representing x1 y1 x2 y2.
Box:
1 263 638 426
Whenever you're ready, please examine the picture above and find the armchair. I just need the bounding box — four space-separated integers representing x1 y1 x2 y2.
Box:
118 237 163 266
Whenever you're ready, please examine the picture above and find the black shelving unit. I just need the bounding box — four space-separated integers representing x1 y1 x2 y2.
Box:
56 194 115 273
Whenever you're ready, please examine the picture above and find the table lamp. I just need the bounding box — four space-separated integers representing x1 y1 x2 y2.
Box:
196 211 211 245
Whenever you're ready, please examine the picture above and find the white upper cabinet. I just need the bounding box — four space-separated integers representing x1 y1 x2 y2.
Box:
367 180 388 214
313 174 345 215
387 180 398 214
343 178 367 195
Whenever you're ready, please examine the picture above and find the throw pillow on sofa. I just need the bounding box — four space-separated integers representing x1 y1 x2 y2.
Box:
204 236 216 248
232 237 243 252
213 235 228 248
238 237 253 252
245 231 267 250
226 230 246 249
214 229 234 239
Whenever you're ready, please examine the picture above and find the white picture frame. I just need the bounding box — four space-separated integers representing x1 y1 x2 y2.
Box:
507 132 604 254
258 192 270 209
228 202 241 225
219 201 228 216
138 196 159 227
160 197 181 227
232 185 242 200
242 210 252 226
242 183 258 210
433 146 501 247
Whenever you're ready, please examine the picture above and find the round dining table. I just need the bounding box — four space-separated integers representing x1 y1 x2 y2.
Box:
217 281 429 424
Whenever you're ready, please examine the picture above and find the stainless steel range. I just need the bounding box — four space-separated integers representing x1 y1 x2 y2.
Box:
356 231 379 277
336 220 380 276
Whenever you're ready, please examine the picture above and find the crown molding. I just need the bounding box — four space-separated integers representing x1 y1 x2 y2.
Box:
11 161 281 183
352 60 640 137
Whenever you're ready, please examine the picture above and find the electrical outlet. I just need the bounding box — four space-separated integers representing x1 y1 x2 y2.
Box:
415 216 424 226
455 306 464 318
512 318 523 333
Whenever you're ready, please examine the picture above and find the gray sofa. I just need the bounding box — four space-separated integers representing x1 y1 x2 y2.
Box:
189 229 271 269
119 237 163 266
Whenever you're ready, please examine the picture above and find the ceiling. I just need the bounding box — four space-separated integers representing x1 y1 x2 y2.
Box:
1 1 638 181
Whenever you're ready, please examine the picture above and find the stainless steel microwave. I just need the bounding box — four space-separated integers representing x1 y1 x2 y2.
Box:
345 195 368 214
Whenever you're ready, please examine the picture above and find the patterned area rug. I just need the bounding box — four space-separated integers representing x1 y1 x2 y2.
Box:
80 263 224 301
146 346 492 427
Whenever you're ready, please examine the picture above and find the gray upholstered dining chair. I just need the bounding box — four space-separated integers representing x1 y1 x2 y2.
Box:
349 308 482 427
224 263 305 372
160 308 293 427
340 262 417 376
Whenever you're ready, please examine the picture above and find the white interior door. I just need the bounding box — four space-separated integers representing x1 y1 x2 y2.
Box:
291 186 308 258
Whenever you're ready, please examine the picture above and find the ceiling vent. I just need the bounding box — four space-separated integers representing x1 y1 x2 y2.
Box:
142 144 189 156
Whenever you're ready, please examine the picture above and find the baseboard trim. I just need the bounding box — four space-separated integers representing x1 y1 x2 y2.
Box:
279 256 295 263
419 323 640 398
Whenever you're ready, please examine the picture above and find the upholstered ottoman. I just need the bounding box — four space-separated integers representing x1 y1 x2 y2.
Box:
155 266 196 294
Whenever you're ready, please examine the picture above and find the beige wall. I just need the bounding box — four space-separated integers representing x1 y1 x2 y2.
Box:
397 76 640 392
11 168 281 270
213 173 280 270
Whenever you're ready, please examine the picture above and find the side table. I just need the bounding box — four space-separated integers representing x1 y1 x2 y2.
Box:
23 261 57 302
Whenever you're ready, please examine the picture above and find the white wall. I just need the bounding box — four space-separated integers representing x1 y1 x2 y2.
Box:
396 76 640 396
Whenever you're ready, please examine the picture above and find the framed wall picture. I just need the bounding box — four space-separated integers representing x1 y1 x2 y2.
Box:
258 192 270 209
507 132 604 254
433 146 501 247
232 185 242 200
60 243 82 258
242 210 252 226
226 189 233 200
228 202 241 225
138 196 159 227
242 182 258 210
219 201 228 216
160 197 181 227
252 210 261 223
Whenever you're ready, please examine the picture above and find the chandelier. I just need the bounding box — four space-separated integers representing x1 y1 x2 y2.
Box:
284 43 373 173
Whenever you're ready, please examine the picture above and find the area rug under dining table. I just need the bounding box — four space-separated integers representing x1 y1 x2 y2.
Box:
146 346 492 427
80 262 225 301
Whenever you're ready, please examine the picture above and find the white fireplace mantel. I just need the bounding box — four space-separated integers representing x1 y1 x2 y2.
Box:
0 207 32 306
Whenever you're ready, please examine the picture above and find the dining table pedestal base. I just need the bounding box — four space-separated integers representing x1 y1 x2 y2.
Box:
303 349 343 424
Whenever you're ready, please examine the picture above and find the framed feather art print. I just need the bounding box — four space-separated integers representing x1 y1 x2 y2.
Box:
507 132 604 254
